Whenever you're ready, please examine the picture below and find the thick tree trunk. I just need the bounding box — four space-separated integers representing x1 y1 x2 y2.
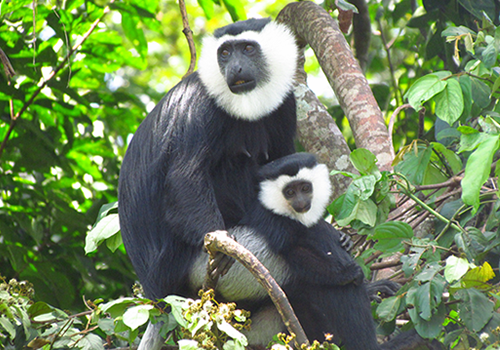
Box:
277 1 394 175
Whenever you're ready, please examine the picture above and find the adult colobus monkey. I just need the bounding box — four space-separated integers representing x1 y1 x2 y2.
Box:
118 18 298 349
191 153 437 350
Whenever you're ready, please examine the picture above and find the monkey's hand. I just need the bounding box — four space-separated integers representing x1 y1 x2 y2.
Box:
206 232 237 285
339 231 354 252
366 279 401 302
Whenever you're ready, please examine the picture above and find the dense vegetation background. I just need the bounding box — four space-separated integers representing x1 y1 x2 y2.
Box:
2 0 500 349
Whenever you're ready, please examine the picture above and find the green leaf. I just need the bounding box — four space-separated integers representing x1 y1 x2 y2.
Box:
349 148 380 177
76 333 106 350
28 302 54 319
462 134 500 213
405 74 448 109
123 304 154 330
377 296 402 321
471 78 491 108
197 0 215 19
371 221 414 252
462 262 496 289
456 288 494 332
121 12 148 59
441 26 476 36
458 131 487 153
163 295 188 328
409 303 446 339
179 339 202 350
99 297 142 318
354 199 378 227
434 78 464 125
394 145 433 185
415 262 444 283
401 247 425 276
351 175 377 201
106 231 123 253
0 316 16 339
430 142 463 175
221 0 246 21
96 202 119 222
85 213 121 254
444 256 470 283
481 42 497 68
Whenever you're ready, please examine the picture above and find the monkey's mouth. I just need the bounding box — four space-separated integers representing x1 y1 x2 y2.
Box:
293 204 311 213
229 79 256 94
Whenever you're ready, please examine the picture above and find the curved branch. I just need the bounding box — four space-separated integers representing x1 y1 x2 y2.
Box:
277 1 394 171
178 0 196 78
204 230 309 349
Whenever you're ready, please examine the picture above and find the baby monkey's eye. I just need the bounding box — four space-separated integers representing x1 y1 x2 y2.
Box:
244 45 254 53
284 188 295 198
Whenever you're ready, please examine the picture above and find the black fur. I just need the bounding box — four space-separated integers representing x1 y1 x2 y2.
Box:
258 152 319 180
219 153 435 350
119 71 296 301
214 18 271 38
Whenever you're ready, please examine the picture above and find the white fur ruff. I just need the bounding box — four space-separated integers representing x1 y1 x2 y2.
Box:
259 164 332 227
198 21 298 121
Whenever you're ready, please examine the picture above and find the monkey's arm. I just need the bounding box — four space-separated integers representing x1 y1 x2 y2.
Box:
285 245 364 286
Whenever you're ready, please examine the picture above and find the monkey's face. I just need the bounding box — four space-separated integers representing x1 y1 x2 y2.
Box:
217 40 270 94
282 180 313 214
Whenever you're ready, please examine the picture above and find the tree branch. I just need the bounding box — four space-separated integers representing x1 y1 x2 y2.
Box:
277 1 394 171
204 230 309 349
178 0 196 78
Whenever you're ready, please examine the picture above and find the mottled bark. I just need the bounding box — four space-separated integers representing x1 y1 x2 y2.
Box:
294 83 353 196
277 1 394 172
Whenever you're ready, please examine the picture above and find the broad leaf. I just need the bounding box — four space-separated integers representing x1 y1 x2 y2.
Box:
434 78 464 125
349 148 380 177
462 134 500 213
123 304 154 330
405 73 448 109
444 256 470 283
456 288 494 332
372 221 414 252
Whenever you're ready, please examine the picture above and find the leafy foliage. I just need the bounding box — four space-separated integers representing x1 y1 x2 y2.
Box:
4 0 500 349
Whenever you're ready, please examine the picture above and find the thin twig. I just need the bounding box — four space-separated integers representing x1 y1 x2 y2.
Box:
409 209 430 230
364 250 383 265
0 1 114 160
178 0 196 78
376 18 402 106
414 176 462 191
0 47 16 79
370 260 401 271
32 0 37 67
388 104 412 149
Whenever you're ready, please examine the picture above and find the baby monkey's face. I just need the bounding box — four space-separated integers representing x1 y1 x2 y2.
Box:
282 180 313 214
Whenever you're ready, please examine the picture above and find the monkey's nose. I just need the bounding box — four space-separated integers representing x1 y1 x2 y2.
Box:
293 203 311 213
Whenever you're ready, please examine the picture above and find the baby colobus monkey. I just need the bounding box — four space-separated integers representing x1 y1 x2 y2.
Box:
192 153 433 350
190 153 366 346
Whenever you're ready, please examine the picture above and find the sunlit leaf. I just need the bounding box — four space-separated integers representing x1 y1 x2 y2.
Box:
434 78 464 125
444 256 470 283
462 134 500 213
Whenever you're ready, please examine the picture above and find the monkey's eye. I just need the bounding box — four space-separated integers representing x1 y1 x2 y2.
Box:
302 184 312 193
244 44 254 53
284 188 295 198
221 49 231 58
